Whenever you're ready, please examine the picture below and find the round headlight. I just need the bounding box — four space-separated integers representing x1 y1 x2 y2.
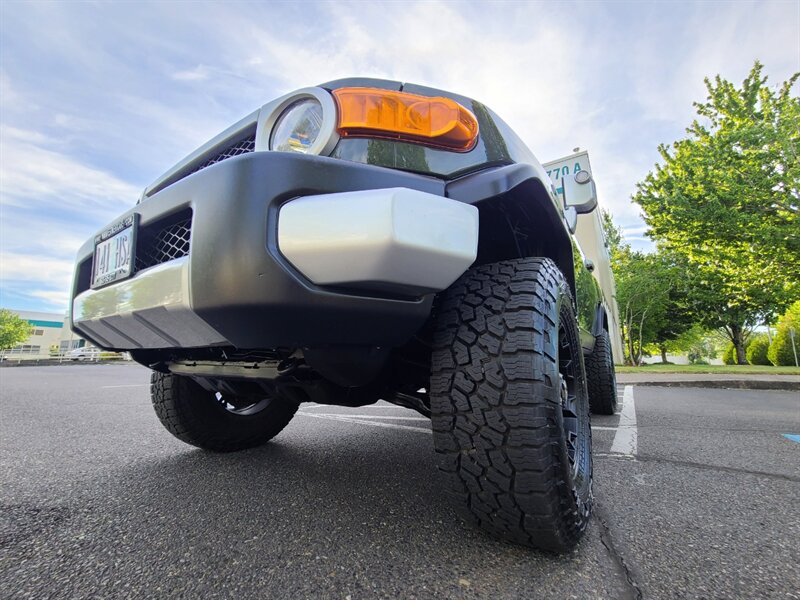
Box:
270 98 323 153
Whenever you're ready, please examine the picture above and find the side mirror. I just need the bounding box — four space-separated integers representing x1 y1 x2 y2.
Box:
562 170 598 214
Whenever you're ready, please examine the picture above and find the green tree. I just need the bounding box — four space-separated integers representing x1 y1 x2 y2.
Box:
649 253 695 362
614 248 673 365
0 309 33 350
600 209 623 256
633 62 800 364
603 211 695 365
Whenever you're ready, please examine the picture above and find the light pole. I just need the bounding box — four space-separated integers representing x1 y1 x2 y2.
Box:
790 327 798 368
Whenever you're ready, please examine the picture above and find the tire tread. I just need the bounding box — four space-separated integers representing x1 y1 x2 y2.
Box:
151 372 298 452
430 257 592 552
586 330 617 415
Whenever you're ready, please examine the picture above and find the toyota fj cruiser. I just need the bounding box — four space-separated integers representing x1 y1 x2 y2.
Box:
70 78 618 552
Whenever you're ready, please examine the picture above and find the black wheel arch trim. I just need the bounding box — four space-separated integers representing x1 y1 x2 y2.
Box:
445 163 576 297
592 303 609 337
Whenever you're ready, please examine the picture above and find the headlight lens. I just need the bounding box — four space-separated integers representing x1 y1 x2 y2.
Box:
270 98 323 153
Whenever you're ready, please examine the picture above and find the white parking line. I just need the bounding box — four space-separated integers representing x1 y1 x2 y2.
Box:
299 394 633 440
302 414 619 428
593 452 636 460
301 413 430 421
101 384 149 389
300 403 409 410
298 411 432 434
609 385 637 457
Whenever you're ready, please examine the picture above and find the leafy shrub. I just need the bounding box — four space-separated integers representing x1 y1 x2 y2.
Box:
745 335 771 365
722 343 736 365
769 301 800 366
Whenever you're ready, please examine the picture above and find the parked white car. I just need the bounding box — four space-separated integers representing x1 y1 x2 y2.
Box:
65 347 101 361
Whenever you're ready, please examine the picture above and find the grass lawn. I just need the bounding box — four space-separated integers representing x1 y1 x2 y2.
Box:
616 364 800 375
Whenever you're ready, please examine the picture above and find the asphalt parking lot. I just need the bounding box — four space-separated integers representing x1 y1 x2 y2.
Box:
1 365 798 599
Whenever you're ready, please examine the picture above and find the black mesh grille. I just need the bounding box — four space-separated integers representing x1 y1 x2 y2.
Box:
136 211 192 271
190 134 255 175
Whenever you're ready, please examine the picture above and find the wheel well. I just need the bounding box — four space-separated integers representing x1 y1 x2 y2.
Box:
472 178 575 294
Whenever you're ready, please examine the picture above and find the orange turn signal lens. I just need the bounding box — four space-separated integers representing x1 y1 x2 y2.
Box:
333 87 479 152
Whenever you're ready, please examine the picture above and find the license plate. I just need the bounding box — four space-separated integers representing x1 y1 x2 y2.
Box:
91 214 138 289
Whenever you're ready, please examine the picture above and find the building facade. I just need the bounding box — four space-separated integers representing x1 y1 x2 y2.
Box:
1 310 86 358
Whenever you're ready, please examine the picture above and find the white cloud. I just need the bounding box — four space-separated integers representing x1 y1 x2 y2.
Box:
0 125 139 214
0 122 138 311
172 64 212 81
631 1 800 126
28 289 71 309
0 247 77 311
0 214 88 260
0 70 30 112
0 252 74 289
51 113 97 134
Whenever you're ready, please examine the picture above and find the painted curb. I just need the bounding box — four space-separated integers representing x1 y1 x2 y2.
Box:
620 379 799 392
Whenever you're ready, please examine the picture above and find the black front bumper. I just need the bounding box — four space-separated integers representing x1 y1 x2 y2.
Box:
71 152 447 350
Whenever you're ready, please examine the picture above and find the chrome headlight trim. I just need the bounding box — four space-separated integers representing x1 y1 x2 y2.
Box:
256 87 339 157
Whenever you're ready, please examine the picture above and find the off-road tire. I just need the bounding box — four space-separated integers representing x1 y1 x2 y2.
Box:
151 372 299 452
586 330 617 415
430 258 593 552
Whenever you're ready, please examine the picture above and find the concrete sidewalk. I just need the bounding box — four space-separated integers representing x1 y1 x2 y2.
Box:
617 371 800 391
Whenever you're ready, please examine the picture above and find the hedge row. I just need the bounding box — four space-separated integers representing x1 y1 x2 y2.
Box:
768 301 800 367
720 300 799 366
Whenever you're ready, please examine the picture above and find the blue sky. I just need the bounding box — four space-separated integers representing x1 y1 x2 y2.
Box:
1 0 798 313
